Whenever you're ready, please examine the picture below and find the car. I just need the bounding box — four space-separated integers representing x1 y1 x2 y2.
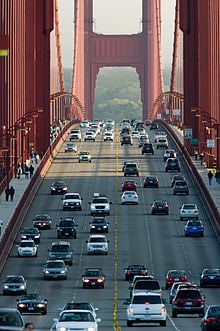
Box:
145 119 152 126
129 275 155 291
151 200 169 215
84 131 96 141
0 308 24 330
163 149 177 161
103 131 114 141
121 135 133 145
126 292 167 327
80 120 90 128
122 160 133 172
56 217 78 239
89 193 112 216
62 192 83 211
43 260 67 280
78 151 92 162
184 219 204 237
20 227 40 244
200 305 220 331
173 180 189 195
53 309 101 331
170 174 186 187
130 279 162 297
3 275 27 295
172 287 205 317
180 203 199 220
86 234 109 255
121 180 137 191
154 129 167 141
165 269 188 289
16 293 48 315
50 181 68 195
131 131 140 139
64 142 77 153
124 162 140 177
200 268 220 287
141 142 154 155
59 302 98 318
33 214 52 229
169 281 195 303
124 265 148 281
121 191 139 205
150 121 159 130
165 157 180 172
90 124 100 135
156 137 168 149
138 137 148 148
48 241 74 266
89 217 109 233
17 240 38 257
143 175 159 188
69 129 82 141
82 268 105 288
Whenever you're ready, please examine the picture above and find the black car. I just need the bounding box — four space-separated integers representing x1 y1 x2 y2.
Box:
173 180 189 195
33 214 52 229
82 268 105 288
150 121 158 130
124 265 148 281
170 174 186 187
142 143 154 155
201 305 220 331
200 268 220 287
124 163 139 177
89 217 109 233
143 176 159 188
50 181 68 195
56 217 78 239
48 241 74 266
121 135 133 146
151 200 169 215
20 227 40 244
165 158 180 172
16 294 48 315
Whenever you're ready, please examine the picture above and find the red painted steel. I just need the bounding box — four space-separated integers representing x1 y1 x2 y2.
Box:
72 0 163 121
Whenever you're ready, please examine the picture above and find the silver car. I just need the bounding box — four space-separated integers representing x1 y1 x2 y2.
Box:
43 260 67 280
0 308 24 330
180 203 199 221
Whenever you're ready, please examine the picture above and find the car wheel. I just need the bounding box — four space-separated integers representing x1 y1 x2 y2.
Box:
127 321 133 327
74 234 77 239
172 311 177 318
160 321 166 327
42 310 47 315
79 160 81 163
174 192 176 195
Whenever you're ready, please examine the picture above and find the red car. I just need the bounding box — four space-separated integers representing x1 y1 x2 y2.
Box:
121 180 137 192
165 269 188 289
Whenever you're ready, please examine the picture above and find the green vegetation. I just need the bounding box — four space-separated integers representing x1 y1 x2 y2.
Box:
64 66 171 122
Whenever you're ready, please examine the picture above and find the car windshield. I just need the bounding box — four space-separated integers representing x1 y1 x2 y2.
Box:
64 194 80 199
176 182 187 186
135 281 160 290
53 182 65 187
188 221 200 226
60 312 94 322
19 294 38 300
92 198 108 204
46 262 64 268
85 270 102 277
51 245 70 252
35 215 49 220
183 205 196 209
59 221 75 227
168 271 185 277
93 219 105 224
203 269 220 274
89 237 106 243
132 295 161 304
0 311 23 327
176 290 201 299
22 228 37 234
6 277 24 283
20 241 35 247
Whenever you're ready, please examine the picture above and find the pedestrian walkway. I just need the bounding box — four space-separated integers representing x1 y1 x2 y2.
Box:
0 160 39 236
170 125 220 215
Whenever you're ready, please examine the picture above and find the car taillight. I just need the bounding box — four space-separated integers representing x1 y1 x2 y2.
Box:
183 276 188 281
164 205 168 208
205 317 219 323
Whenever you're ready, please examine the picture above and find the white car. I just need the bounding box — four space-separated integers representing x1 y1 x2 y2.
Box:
86 234 109 255
64 142 77 153
69 129 82 141
54 309 101 331
89 193 112 216
121 191 139 205
62 193 83 211
154 130 167 142
17 240 38 257
131 131 140 139
80 120 90 128
156 137 168 149
126 292 167 327
163 149 176 161
103 132 114 141
180 203 199 221
90 124 101 134
84 131 96 141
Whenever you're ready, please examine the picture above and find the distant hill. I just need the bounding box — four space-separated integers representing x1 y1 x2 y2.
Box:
63 66 171 122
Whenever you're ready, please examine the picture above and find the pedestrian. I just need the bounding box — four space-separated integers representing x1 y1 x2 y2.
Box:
9 186 15 201
199 152 205 165
23 322 35 331
0 219 3 236
17 165 21 179
35 153 40 164
194 150 198 160
5 187 10 201
215 169 220 184
208 170 213 186
29 164 34 178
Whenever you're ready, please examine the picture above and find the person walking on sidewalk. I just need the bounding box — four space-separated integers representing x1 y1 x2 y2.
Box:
9 186 15 201
200 152 205 165
208 170 213 186
0 219 3 236
29 164 34 178
5 187 10 201
215 169 220 184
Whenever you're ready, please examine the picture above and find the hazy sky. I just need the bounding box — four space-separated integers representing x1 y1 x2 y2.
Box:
58 0 176 69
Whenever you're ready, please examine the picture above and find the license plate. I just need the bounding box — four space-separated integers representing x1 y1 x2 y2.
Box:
91 282 96 285
186 302 192 305
209 276 215 279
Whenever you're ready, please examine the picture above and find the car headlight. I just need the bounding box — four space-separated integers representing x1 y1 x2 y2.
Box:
50 254 56 258
88 328 96 331
37 304 45 308
75 202 80 206
66 254 71 258
20 285 25 289
60 270 66 274
57 327 67 331
44 270 49 274
4 285 9 289
18 304 25 308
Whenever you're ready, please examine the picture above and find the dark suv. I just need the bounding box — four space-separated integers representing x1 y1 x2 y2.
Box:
56 217 78 239
121 135 133 146
124 163 139 177
172 288 205 317
165 158 180 172
173 180 189 195
142 143 154 155
48 241 74 266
